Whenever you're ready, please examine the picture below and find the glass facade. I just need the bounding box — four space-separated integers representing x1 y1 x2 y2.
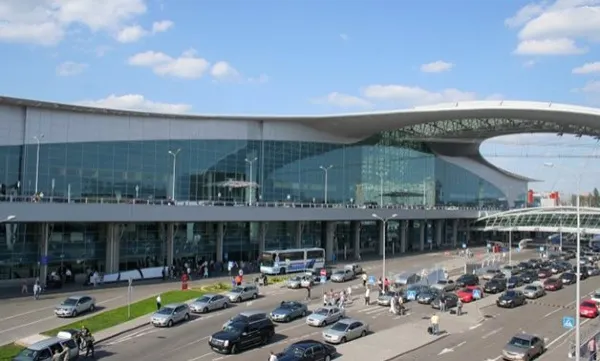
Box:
0 135 515 207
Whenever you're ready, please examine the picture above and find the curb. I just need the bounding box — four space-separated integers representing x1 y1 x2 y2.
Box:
96 321 150 344
383 333 450 360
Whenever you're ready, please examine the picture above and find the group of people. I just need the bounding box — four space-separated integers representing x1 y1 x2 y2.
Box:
51 325 95 360
323 287 353 308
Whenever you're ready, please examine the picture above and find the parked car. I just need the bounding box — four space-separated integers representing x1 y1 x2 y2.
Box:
393 272 422 286
406 284 430 298
431 293 459 309
322 318 369 344
523 284 546 299
456 274 479 287
54 295 96 318
456 286 484 303
417 288 441 304
538 268 552 279
270 301 309 322
223 311 269 329
502 333 545 361
208 316 275 354
13 337 79 361
331 269 354 282
276 340 337 361
543 278 563 291
192 295 229 314
483 279 506 294
151 303 191 327
561 272 577 285
431 279 456 292
306 307 345 327
520 270 539 283
225 284 259 302
377 290 407 306
287 275 310 289
496 290 526 308
344 263 363 275
482 269 503 281
580 300 599 318
507 276 524 289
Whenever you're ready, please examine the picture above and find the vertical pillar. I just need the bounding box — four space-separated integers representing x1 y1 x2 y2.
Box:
166 223 174 267
39 223 49 283
325 221 335 261
465 220 471 246
105 224 122 273
452 220 458 248
435 220 443 247
352 221 360 259
104 224 114 273
419 222 425 251
400 220 407 253
216 222 224 262
258 222 267 255
378 220 385 256
295 222 303 248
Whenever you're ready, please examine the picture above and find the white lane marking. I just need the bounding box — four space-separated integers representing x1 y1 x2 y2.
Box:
469 323 483 330
0 296 123 322
543 308 562 318
482 328 502 339
483 356 502 361
438 341 466 355
186 352 213 361
547 318 591 349
181 336 210 348
105 328 159 345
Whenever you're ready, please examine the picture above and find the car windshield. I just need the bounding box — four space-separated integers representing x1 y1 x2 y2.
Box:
229 315 249 323
524 286 537 291
314 308 329 315
333 270 344 275
509 277 519 282
16 348 38 360
438 280 448 284
509 337 530 348
594 292 600 299
461 288 473 293
487 270 498 274
279 302 295 309
330 322 349 332
504 291 516 297
231 287 244 293
284 346 306 357
196 296 211 303
582 302 596 308
290 276 301 281
545 279 557 284
156 307 174 315
222 324 244 334
384 291 398 297
62 298 78 306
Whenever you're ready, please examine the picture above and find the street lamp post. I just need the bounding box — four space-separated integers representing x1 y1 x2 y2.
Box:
372 213 398 282
168 149 181 200
33 134 44 194
245 157 258 205
377 172 387 206
544 162 581 361
319 165 333 204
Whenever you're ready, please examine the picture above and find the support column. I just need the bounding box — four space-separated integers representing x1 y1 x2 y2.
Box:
452 220 458 248
216 222 224 262
400 220 407 253
258 222 267 255
104 224 114 273
166 223 174 267
40 223 49 283
295 222 303 248
352 221 360 259
465 221 471 246
435 220 443 247
325 221 335 262
379 220 385 256
419 222 425 251
105 224 122 273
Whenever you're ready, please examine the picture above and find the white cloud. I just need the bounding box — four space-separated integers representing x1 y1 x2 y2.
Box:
340 33 349 41
116 25 146 43
0 0 147 46
77 94 191 113
152 20 173 33
514 38 587 55
506 1 600 56
572 61 600 74
575 80 600 92
56 61 88 76
128 49 210 79
312 92 372 108
210 61 240 80
420 60 454 73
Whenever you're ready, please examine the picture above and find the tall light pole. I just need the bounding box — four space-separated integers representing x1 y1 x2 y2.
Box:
168 149 181 200
372 213 398 282
245 157 257 205
376 172 387 206
544 162 581 361
319 165 333 204
33 134 44 194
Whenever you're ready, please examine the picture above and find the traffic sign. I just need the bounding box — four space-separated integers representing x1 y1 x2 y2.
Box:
539 246 545 252
368 276 376 285
462 243 466 249
562 316 575 329
472 289 482 299
320 276 327 284
407 290 417 300
320 268 327 276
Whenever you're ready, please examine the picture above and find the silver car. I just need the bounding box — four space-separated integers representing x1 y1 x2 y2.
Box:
189 294 229 313
331 269 354 282
224 284 259 302
286 276 304 289
523 284 546 299
431 279 456 292
377 290 407 306
306 306 345 327
502 333 545 360
151 303 191 327
54 295 96 318
322 318 369 344
344 263 363 275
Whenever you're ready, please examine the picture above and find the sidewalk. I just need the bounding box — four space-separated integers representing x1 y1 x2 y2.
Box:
335 311 482 360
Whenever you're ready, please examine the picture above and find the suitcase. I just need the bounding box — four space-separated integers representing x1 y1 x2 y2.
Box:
427 326 433 335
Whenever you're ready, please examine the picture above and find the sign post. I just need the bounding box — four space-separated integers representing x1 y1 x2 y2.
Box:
127 277 133 319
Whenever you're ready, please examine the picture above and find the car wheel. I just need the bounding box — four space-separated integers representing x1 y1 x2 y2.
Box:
223 303 228 309
361 330 367 337
252 293 258 299
167 320 173 327
202 307 209 313
89 304 95 312
285 316 290 322
341 337 347 343
230 344 238 354
184 313 190 321
324 355 331 361
302 310 307 317
236 297 242 303
279 268 286 275
322 320 327 326
72 310 78 317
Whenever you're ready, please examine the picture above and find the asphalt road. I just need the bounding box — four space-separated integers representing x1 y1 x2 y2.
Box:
88 250 534 361
394 268 600 361
0 247 493 346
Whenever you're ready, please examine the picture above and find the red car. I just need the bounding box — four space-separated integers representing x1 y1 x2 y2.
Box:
543 278 563 291
538 268 552 279
456 286 484 303
580 300 599 318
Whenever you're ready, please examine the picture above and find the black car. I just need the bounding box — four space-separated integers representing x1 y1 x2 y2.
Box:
431 293 459 309
277 340 336 361
456 274 479 287
483 279 506 294
496 290 526 308
561 272 577 285
507 276 524 289
520 270 539 283
416 289 440 304
517 262 531 271
209 318 275 354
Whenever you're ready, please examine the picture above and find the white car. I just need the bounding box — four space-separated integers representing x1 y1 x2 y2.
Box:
591 289 600 304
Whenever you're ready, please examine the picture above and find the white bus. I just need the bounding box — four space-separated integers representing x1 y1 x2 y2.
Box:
259 247 326 275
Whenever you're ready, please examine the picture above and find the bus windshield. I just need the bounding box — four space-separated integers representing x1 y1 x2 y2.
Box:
260 252 276 267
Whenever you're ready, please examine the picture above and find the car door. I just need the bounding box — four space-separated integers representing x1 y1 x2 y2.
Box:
214 295 224 310
246 323 262 348
37 348 52 361
312 344 326 360
348 322 360 340
176 305 187 322
80 297 91 312
302 347 316 360
531 337 543 355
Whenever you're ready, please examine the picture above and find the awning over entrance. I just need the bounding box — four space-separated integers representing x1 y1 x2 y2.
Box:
473 206 600 235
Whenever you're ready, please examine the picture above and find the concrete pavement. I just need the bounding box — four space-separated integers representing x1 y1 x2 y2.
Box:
0 247 492 347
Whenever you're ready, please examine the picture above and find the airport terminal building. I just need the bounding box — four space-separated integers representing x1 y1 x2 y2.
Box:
1 96 599 282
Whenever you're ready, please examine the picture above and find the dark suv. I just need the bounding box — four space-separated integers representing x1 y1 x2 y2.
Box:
210 313 275 354
456 274 479 287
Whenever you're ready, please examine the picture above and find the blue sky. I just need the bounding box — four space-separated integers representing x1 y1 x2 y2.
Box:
1 0 600 195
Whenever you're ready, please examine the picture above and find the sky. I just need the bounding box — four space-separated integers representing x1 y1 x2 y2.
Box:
1 0 600 195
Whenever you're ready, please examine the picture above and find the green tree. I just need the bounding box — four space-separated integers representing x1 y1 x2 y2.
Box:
593 188 600 207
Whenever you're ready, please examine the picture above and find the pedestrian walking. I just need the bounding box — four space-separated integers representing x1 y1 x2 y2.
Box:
156 294 162 310
362 273 367 287
588 338 596 361
306 283 312 300
440 298 446 312
456 299 463 316
84 331 95 358
269 351 278 361
33 282 41 300
364 287 370 305
430 313 440 335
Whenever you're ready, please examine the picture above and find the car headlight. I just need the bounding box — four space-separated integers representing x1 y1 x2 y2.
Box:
224 340 229 347
209 336 212 342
